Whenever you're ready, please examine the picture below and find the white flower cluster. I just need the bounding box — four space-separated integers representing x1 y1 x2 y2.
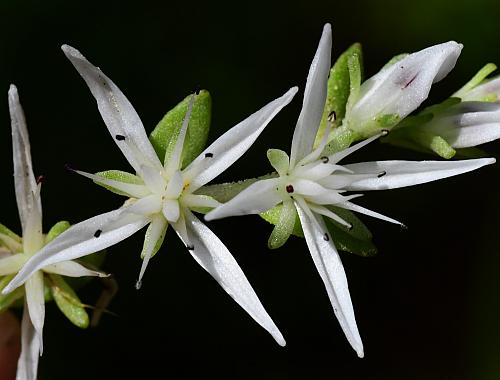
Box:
1 23 499 379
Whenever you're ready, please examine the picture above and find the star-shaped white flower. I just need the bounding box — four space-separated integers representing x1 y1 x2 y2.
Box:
1 86 108 380
4 46 298 346
205 24 495 357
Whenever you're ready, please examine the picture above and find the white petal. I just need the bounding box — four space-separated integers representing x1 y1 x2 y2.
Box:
444 122 500 148
2 208 150 294
290 24 332 168
0 254 26 276
182 194 221 210
140 165 166 195
341 200 403 226
461 76 500 101
8 85 43 252
329 132 383 164
205 178 281 221
308 204 352 229
293 161 339 181
43 260 109 278
165 171 184 198
25 271 45 355
73 169 150 198
126 194 163 216
178 210 285 346
349 41 462 126
344 158 496 191
319 172 378 190
162 199 180 223
295 203 363 357
185 87 298 191
136 215 167 289
16 304 40 380
61 45 163 175
292 178 329 196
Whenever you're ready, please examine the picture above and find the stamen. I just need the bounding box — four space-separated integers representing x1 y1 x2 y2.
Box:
135 280 142 290
115 134 126 141
64 163 75 171
321 156 329 164
286 185 294 193
36 175 45 184
323 233 330 241
377 171 387 178
94 229 102 238
205 152 213 158
327 110 336 123
186 244 195 251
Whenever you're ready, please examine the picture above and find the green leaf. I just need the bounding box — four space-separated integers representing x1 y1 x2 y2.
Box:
454 63 497 98
260 204 303 238
324 207 377 257
45 221 71 244
315 43 363 147
94 170 144 197
0 223 22 252
48 274 89 328
149 90 211 168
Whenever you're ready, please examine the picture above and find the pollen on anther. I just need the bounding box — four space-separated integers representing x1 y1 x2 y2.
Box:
94 229 102 238
115 134 126 141
286 185 294 193
205 152 213 158
323 233 330 241
378 171 387 178
321 156 329 163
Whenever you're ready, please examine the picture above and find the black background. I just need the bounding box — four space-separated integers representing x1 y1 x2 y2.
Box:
1 0 500 379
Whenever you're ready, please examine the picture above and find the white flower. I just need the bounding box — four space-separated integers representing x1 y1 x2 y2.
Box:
4 46 298 346
205 24 495 357
422 101 500 148
1 85 108 380
344 38 462 137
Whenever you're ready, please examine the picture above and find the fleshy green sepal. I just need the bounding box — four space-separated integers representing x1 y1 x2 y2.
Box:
48 274 89 328
46 221 71 244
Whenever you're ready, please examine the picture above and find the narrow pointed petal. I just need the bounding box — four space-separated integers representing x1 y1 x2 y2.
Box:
329 132 383 164
205 178 281 221
61 45 162 174
136 215 167 289
349 41 462 128
164 171 184 198
25 271 45 354
185 87 298 191
0 254 26 276
139 165 166 195
126 194 163 216
344 158 495 191
9 85 43 250
290 24 332 167
43 260 109 278
16 305 40 380
73 169 150 198
182 194 221 211
308 204 352 229
341 200 403 226
178 210 285 346
3 208 150 294
164 95 195 175
295 203 363 357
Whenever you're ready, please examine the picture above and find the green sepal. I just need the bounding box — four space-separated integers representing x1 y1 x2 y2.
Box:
267 149 289 176
267 201 296 249
0 223 22 252
45 221 71 244
322 126 357 155
260 204 303 238
454 63 497 99
324 207 377 257
140 219 167 259
150 90 211 168
48 274 89 329
382 53 409 70
315 43 363 147
94 170 144 197
0 275 25 312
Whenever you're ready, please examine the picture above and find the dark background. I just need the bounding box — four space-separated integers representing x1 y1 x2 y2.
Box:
1 0 500 379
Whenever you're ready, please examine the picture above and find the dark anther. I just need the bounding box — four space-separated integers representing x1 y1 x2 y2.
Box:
94 229 102 238
327 110 337 123
36 175 45 185
323 233 330 241
400 66 404 69
381 129 390 136
321 156 329 164
205 152 213 158
64 163 75 171
115 134 126 141
194 86 201 95
377 171 387 178
286 185 294 193
186 244 195 250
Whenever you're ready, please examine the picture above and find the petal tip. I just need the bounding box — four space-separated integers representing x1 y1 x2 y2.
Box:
61 44 84 60
8 83 18 95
